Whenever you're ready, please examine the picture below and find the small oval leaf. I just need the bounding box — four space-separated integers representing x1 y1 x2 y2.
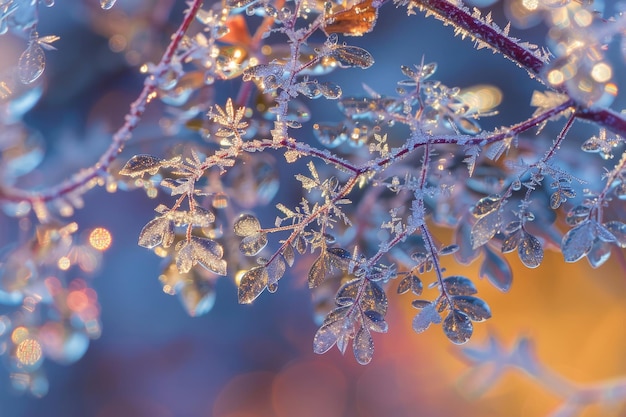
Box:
238 266 268 304
443 310 473 344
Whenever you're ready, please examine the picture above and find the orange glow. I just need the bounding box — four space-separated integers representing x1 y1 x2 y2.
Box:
88 227 112 251
67 290 89 313
15 338 42 366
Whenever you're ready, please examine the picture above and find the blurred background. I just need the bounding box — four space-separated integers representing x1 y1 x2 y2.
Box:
1 0 626 416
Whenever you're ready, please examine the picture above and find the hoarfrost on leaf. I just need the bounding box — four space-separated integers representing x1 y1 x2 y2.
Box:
452 296 491 322
412 302 441 333
119 155 164 178
518 232 543 269
138 217 174 248
238 266 268 304
234 214 261 236
443 310 473 344
353 327 374 365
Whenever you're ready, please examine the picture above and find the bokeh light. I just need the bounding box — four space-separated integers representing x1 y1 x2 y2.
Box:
88 227 112 251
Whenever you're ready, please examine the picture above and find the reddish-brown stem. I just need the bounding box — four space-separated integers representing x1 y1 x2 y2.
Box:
410 0 626 138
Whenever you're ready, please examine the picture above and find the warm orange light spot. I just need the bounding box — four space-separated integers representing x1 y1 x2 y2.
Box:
591 62 612 83
11 326 29 344
67 290 89 313
88 227 112 251
58 256 71 270
16 338 42 366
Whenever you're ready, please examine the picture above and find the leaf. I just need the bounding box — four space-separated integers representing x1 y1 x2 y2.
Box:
363 310 388 333
471 210 502 249
266 256 286 286
443 310 473 344
561 220 594 263
327 247 352 270
397 274 422 295
480 246 512 292
308 253 331 288
178 279 215 317
353 327 374 365
233 214 261 236
238 267 268 304
313 320 342 354
501 230 521 253
138 217 174 249
191 237 226 275
605 221 626 247
359 280 388 315
452 296 492 322
329 45 374 69
518 232 543 268
18 42 45 84
412 302 441 333
411 299 431 309
442 276 477 295
587 239 612 268
175 241 194 273
471 195 501 217
282 244 295 267
119 154 164 177
336 278 361 305
239 232 268 256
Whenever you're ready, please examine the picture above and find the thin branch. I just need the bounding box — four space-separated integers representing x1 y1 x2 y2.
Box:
0 0 204 205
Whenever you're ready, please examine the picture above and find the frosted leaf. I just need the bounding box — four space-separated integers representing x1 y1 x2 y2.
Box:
176 241 195 273
518 232 543 268
293 234 307 254
337 278 360 305
188 207 215 227
323 305 350 326
412 299 431 309
454 218 481 265
443 310 473 345
100 0 117 9
471 195 501 217
138 217 174 248
604 221 626 248
327 247 351 270
471 210 502 249
501 230 521 253
296 81 322 99
442 276 477 295
329 45 374 69
239 232 267 256
266 256 286 286
179 279 215 317
595 222 616 243
363 310 388 333
238 266 268 304
439 244 459 256
457 117 481 135
353 327 374 365
119 154 163 177
308 253 331 288
480 246 512 292
397 274 422 295
412 302 441 333
587 239 611 269
233 214 261 236
313 320 342 354
565 205 590 226
319 82 342 99
359 280 387 314
282 244 295 267
452 296 491 322
191 237 226 275
18 42 45 84
242 63 282 82
562 221 594 263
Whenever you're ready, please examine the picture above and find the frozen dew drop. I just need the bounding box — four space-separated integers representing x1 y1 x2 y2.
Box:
18 43 45 84
233 213 261 237
100 0 117 10
313 122 348 148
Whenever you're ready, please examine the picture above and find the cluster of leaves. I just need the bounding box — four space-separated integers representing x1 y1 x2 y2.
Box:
1 0 626 400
